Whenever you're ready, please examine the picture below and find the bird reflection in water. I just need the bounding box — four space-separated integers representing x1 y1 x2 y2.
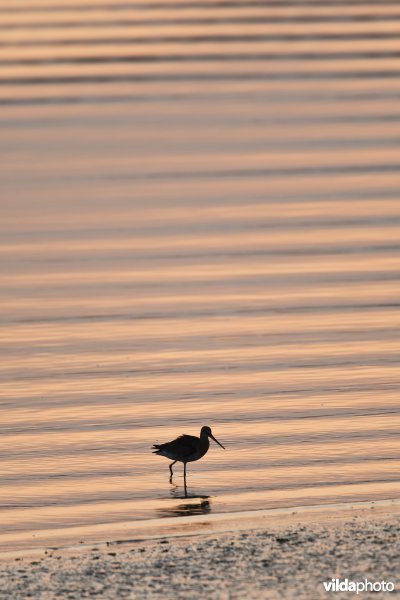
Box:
157 491 212 518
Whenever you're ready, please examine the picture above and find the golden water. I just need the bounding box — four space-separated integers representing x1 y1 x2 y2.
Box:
1 0 400 551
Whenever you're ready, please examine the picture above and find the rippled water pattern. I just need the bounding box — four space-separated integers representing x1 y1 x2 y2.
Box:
1 0 400 550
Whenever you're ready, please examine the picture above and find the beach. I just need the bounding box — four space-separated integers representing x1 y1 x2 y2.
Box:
0 503 398 599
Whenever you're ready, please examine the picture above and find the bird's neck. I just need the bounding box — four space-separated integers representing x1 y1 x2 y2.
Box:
199 432 210 452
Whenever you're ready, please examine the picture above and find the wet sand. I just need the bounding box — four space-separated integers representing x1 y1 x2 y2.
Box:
0 502 398 599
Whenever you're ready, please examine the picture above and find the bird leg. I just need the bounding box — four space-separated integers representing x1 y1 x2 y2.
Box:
169 460 177 482
183 462 188 498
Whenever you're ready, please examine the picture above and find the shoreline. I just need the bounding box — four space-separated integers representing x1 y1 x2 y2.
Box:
0 500 400 600
1 497 399 561
0 500 398 599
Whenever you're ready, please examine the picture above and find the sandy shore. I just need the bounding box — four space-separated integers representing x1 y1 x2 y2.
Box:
0 508 398 599
0 504 400 600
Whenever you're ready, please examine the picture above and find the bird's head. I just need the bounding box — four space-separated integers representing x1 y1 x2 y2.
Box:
201 425 225 449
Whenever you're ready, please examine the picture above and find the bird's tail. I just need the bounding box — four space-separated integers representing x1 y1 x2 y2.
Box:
152 444 161 454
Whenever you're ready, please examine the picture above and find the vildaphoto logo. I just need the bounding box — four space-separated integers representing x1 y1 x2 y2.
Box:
323 578 395 594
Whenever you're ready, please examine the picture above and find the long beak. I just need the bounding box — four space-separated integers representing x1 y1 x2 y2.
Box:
211 434 225 449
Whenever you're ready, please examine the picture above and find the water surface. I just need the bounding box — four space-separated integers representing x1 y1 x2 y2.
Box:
1 0 400 551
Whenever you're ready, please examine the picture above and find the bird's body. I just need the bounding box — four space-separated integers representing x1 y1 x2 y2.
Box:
153 433 210 463
152 425 225 495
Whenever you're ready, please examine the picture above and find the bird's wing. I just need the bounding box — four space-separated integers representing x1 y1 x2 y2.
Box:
162 434 198 458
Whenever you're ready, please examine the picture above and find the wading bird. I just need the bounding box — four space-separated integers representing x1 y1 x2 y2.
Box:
152 425 225 496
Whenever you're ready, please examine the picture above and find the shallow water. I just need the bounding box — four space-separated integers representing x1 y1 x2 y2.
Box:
1 0 400 550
